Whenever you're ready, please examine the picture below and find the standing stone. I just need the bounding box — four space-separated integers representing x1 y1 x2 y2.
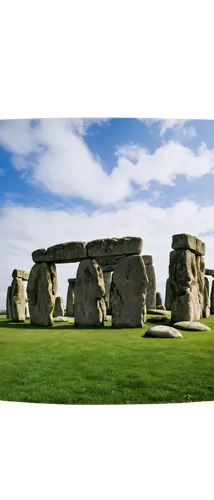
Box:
211 280 214 314
6 286 12 319
27 263 57 326
156 292 165 310
25 299 30 319
203 277 210 318
11 277 26 321
54 296 65 317
143 256 156 310
196 255 205 317
103 272 112 314
110 255 148 328
75 259 105 327
66 279 76 317
165 278 172 311
169 249 201 322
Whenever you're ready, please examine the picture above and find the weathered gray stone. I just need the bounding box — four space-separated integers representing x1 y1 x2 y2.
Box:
6 286 12 319
54 296 64 317
12 269 29 281
211 280 214 314
75 259 105 327
156 292 164 309
148 316 170 324
11 278 26 321
103 272 112 314
203 277 210 318
172 233 205 256
86 237 143 260
205 269 214 277
147 309 171 316
169 249 201 322
173 321 211 331
196 255 205 317
110 255 148 328
144 325 183 338
32 242 87 264
97 258 121 272
27 263 57 326
165 278 172 311
53 316 73 322
143 255 153 265
143 261 156 309
66 280 76 317
25 300 30 319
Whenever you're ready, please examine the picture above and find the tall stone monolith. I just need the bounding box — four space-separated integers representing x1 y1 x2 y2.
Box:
143 256 156 309
6 286 12 319
74 259 105 327
110 255 148 328
103 271 112 314
203 277 210 318
66 279 76 317
165 278 172 311
11 277 26 321
211 280 214 314
54 296 65 317
27 263 57 326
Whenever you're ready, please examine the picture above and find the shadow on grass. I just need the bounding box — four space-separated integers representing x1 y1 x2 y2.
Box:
0 319 114 331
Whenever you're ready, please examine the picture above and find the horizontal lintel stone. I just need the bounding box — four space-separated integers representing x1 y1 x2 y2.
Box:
172 233 205 256
86 237 143 260
12 269 29 281
32 242 87 264
205 268 214 277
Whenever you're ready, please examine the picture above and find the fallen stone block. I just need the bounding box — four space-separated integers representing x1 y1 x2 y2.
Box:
173 321 211 331
143 325 183 338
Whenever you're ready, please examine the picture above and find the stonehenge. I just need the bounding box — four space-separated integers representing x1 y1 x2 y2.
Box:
169 234 206 322
66 278 76 317
6 269 29 321
54 296 65 317
110 255 148 328
5 233 214 328
142 255 156 309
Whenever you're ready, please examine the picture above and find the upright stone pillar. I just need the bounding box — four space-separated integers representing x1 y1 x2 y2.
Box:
54 296 65 317
165 278 172 311
66 279 76 317
11 277 26 321
25 299 30 319
110 255 148 328
27 263 57 326
211 280 214 314
203 277 210 318
6 286 12 319
169 234 205 322
103 272 112 314
143 255 156 309
156 292 165 310
75 259 105 327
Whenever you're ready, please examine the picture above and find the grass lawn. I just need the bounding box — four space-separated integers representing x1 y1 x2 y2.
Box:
0 314 214 405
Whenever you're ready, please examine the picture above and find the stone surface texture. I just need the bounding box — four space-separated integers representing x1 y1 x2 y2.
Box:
173 321 211 331
110 255 148 328
75 259 105 327
6 286 12 319
66 280 76 317
144 325 183 338
205 269 214 277
11 277 26 321
97 258 121 273
165 278 172 311
103 271 112 314
12 269 29 281
27 263 57 326
169 249 201 322
172 233 205 256
53 296 65 317
211 280 214 314
86 237 142 259
147 309 171 316
156 292 164 309
143 257 156 309
32 242 87 264
203 277 210 318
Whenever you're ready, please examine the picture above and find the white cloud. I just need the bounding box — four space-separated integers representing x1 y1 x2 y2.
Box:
0 119 213 205
0 200 214 310
139 118 197 140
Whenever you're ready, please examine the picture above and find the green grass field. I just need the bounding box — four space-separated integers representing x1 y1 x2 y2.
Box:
0 314 214 405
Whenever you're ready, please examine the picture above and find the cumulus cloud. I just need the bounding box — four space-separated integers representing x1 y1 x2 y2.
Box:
0 119 213 205
0 200 214 309
139 118 197 140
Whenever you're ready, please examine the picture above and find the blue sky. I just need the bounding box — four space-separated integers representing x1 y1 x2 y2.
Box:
0 118 214 308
